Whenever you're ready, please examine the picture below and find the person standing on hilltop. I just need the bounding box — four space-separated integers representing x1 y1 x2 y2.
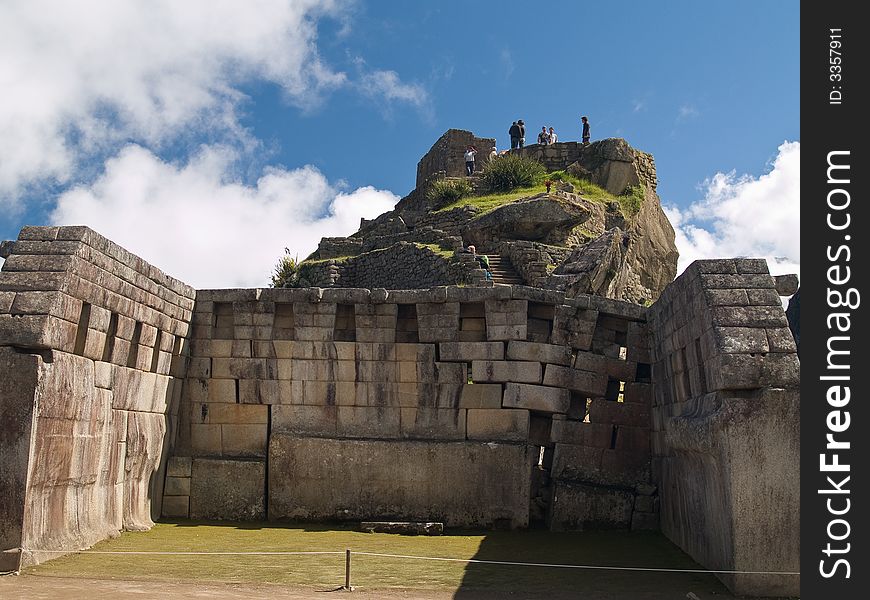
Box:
518 120 526 148
538 126 550 145
581 116 590 144
549 126 558 143
509 121 520 149
464 145 478 176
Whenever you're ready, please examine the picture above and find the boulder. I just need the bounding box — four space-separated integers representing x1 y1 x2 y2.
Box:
463 195 603 247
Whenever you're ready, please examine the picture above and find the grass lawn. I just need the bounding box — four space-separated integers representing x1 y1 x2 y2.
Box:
24 521 736 597
434 178 641 220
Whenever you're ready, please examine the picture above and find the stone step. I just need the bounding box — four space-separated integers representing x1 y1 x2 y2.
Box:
483 255 524 285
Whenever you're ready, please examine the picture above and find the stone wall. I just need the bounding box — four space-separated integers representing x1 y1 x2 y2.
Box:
416 129 497 187
0 226 800 597
511 138 658 195
169 285 656 530
0 226 194 570
646 259 800 597
299 241 487 289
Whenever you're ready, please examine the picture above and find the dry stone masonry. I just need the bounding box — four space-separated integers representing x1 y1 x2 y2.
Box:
0 226 194 571
0 134 798 599
295 129 678 305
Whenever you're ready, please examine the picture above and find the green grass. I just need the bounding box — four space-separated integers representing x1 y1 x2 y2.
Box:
435 185 548 215
298 255 353 265
414 242 454 259
435 175 645 220
24 521 734 596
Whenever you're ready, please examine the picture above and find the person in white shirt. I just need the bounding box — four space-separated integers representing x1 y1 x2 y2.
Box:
464 145 478 176
548 127 558 143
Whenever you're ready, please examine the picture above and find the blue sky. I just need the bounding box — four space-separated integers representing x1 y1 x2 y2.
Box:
0 1 799 287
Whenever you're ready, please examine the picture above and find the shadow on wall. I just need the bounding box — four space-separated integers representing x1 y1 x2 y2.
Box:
453 530 733 600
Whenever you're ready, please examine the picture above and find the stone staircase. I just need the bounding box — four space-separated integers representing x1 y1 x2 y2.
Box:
486 255 524 285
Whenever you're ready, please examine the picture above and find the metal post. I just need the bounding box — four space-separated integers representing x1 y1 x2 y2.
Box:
345 548 352 590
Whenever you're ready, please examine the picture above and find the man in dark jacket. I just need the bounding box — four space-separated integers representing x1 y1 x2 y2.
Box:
509 121 520 149
517 119 526 148
581 116 591 144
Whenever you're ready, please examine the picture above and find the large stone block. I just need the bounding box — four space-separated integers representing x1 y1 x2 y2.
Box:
161 495 190 518
506 340 571 366
550 420 613 447
551 444 650 488
471 361 541 384
503 383 570 414
123 412 166 531
587 400 650 428
189 458 265 520
706 352 800 391
271 404 336 436
466 408 529 442
268 436 530 528
542 364 607 396
549 482 634 530
221 423 268 457
458 384 503 409
400 407 466 440
336 406 401 438
438 341 505 361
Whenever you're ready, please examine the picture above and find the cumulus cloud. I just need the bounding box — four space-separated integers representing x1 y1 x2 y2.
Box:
50 145 398 288
0 0 426 206
665 141 800 280
359 70 429 109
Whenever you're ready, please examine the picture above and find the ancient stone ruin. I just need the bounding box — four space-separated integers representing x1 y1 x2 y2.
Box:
0 132 799 597
296 129 678 305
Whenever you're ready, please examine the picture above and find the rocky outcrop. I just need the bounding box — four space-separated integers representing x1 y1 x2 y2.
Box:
463 194 604 247
296 131 678 304
566 138 657 195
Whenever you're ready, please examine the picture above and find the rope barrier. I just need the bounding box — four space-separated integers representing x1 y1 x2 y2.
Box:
20 548 800 576
352 551 800 576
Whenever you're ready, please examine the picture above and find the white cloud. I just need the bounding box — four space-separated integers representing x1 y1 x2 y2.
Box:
677 104 700 122
665 141 800 281
0 0 426 206
49 145 398 288
499 47 515 79
359 70 429 109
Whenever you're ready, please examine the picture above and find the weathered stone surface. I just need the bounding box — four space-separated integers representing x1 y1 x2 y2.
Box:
551 444 650 488
549 482 635 531
659 390 799 597
438 341 504 361
466 195 598 248
271 405 337 436
542 364 607 396
772 274 799 296
400 407 466 440
166 456 192 478
269 436 530 527
505 340 572 366
123 411 166 531
503 383 570 414
189 458 265 520
0 349 40 571
458 384 503 409
550 420 612 447
471 360 541 383
466 408 529 441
